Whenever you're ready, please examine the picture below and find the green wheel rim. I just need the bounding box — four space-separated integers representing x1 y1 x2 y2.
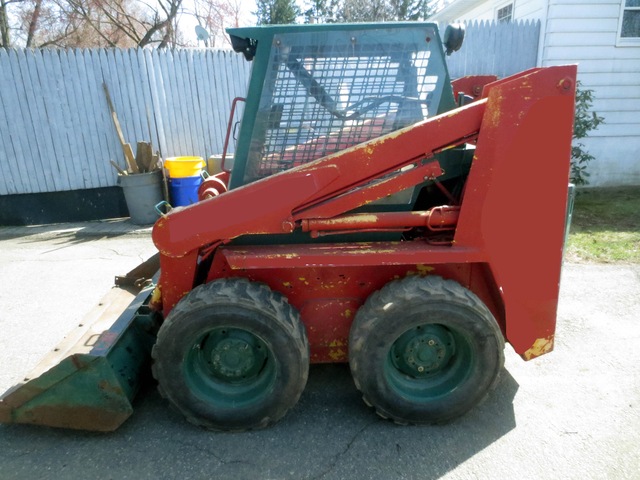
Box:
184 327 276 408
386 323 474 401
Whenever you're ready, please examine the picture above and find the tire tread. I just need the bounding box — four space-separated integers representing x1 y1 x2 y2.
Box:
152 277 308 431
349 275 505 425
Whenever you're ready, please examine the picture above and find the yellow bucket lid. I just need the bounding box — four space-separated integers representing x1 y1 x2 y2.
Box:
164 156 205 178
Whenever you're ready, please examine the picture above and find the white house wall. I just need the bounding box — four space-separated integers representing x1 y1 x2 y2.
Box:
515 0 546 19
455 2 495 19
542 0 640 186
433 0 545 23
432 0 640 186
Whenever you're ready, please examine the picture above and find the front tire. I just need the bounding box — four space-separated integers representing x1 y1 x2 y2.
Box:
349 275 504 424
152 278 309 431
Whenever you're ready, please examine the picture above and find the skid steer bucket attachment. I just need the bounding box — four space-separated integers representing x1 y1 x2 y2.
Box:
0 255 160 431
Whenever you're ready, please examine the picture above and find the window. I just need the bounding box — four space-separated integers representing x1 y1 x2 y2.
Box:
497 4 513 23
619 0 640 39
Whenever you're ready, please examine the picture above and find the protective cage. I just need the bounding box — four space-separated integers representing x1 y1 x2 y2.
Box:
228 24 455 187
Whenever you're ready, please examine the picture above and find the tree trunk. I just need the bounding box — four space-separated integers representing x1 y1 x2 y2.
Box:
0 0 11 48
26 0 43 48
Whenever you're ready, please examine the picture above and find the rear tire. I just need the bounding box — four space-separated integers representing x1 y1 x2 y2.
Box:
152 278 309 431
349 275 504 424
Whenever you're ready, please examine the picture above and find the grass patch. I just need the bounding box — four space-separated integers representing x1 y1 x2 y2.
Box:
565 186 640 263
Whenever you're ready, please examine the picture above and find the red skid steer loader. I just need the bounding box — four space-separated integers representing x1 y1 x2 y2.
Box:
0 22 576 432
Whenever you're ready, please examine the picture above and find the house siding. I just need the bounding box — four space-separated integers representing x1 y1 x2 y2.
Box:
431 0 640 186
433 0 545 23
542 1 640 185
515 0 546 19
457 2 495 19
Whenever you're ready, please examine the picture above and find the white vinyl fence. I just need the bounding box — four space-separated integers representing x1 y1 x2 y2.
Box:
445 20 541 79
0 49 250 196
0 21 539 196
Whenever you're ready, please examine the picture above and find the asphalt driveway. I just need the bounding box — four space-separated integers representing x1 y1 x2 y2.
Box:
0 228 638 479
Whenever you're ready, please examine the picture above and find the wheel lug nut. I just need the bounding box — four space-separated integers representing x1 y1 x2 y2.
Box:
428 339 436 346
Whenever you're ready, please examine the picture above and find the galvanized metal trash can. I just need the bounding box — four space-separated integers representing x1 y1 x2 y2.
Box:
118 170 163 225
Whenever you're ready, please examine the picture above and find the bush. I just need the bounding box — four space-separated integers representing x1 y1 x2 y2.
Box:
571 84 604 185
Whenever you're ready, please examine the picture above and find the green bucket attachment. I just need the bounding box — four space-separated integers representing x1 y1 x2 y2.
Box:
0 256 159 431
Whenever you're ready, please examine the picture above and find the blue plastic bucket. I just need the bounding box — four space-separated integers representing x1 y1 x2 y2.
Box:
169 175 202 207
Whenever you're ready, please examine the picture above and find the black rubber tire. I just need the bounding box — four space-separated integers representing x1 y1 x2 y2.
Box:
349 275 504 425
152 278 309 431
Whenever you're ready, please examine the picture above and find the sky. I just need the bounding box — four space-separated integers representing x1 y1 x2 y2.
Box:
177 0 256 48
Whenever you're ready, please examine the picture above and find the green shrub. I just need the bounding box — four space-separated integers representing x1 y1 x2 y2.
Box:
571 84 604 185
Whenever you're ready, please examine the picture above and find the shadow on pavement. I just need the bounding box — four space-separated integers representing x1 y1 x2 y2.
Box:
0 218 151 242
0 363 518 480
